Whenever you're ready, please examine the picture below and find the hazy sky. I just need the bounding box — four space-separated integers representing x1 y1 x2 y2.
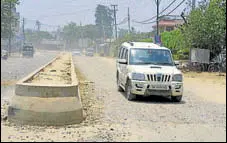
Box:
17 0 191 32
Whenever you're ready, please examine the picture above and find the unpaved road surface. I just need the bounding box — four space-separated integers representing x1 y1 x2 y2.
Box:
1 53 226 142
72 56 226 142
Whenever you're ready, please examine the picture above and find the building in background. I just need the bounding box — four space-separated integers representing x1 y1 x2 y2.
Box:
152 16 184 33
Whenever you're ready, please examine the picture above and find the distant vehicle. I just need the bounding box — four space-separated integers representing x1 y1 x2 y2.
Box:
85 48 94 56
22 43 34 57
72 49 82 56
1 50 8 60
116 42 183 102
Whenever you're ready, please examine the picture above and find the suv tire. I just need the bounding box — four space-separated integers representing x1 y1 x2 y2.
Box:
117 75 124 92
171 95 182 102
125 80 136 101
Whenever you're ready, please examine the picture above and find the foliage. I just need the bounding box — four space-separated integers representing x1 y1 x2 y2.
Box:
61 22 100 41
160 0 226 60
182 0 226 59
61 22 79 42
1 0 20 39
118 28 128 38
25 29 54 43
95 4 113 39
161 29 189 60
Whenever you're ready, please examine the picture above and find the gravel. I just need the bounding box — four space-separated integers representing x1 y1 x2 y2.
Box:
1 53 226 142
72 56 226 142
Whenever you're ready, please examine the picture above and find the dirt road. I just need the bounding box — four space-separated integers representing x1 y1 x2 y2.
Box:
1 54 226 142
73 55 226 142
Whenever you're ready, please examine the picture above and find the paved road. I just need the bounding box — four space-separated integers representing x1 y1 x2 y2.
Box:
1 50 60 100
73 55 226 142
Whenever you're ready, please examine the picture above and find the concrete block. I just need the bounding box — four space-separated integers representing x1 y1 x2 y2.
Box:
8 53 83 126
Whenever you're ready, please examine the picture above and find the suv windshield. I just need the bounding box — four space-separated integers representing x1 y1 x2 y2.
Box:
129 48 174 66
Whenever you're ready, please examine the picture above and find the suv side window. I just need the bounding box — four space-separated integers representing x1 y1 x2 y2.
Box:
125 49 128 62
120 48 125 59
118 47 122 58
122 48 126 59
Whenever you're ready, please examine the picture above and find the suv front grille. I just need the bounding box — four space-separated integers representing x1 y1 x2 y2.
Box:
147 74 171 82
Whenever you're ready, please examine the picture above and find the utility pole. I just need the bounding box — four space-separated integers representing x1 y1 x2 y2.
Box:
128 7 131 34
8 1 12 56
156 0 160 37
111 4 118 39
101 19 106 43
80 21 83 51
20 17 25 54
22 18 25 43
36 20 41 31
192 0 196 10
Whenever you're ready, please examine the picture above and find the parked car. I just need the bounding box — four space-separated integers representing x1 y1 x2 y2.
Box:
72 49 82 56
85 48 94 56
1 50 8 60
116 42 183 102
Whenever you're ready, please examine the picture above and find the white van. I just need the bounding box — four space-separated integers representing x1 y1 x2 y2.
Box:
116 42 183 102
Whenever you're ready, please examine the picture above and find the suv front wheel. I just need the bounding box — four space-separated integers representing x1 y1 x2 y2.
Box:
117 74 124 92
125 80 136 101
171 95 182 102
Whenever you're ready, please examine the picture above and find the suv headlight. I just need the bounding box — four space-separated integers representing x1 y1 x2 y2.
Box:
172 74 183 82
131 73 145 81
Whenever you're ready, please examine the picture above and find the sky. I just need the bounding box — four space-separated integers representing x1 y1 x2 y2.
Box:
16 0 191 32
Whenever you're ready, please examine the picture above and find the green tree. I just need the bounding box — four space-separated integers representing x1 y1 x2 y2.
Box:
118 28 128 38
182 0 226 59
25 29 54 43
82 24 100 40
161 29 188 60
1 0 19 39
95 4 113 39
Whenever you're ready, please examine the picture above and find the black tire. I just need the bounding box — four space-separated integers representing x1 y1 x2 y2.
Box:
116 73 124 92
125 79 136 101
171 95 182 102
208 64 219 72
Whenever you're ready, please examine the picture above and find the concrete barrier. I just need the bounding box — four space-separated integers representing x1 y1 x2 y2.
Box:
8 52 83 126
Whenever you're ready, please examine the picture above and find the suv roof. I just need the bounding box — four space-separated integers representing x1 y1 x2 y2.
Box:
122 42 169 50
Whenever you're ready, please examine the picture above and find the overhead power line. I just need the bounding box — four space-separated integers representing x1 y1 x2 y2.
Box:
133 0 177 23
117 17 128 25
37 8 94 19
162 0 186 16
133 0 186 25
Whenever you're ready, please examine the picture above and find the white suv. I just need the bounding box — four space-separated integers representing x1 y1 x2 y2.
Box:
116 42 183 102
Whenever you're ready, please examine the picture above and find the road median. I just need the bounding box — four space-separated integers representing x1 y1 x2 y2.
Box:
7 52 83 126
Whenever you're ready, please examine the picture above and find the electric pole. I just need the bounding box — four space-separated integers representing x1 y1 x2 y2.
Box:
22 18 25 44
156 0 160 37
9 0 12 56
128 7 131 34
192 0 196 10
111 4 118 39
101 19 106 43
36 20 41 31
80 21 83 51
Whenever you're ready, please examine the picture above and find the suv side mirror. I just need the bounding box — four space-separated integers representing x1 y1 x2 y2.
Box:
118 59 127 64
174 61 180 66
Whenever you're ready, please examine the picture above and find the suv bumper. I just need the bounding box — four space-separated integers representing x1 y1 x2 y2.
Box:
130 80 183 97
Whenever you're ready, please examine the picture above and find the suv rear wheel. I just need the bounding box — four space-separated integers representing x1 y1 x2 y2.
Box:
125 80 136 101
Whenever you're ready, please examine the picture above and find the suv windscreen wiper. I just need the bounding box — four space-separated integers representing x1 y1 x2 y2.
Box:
156 63 174 66
132 62 158 65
